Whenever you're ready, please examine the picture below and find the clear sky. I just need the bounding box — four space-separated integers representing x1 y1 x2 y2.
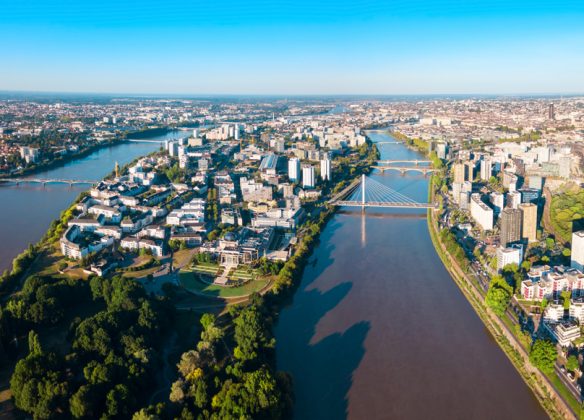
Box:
1 0 583 95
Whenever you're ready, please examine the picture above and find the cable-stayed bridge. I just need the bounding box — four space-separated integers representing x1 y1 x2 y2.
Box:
329 175 437 209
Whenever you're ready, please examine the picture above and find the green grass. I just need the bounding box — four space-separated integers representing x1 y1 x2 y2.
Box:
179 270 270 298
191 264 221 276
544 371 582 416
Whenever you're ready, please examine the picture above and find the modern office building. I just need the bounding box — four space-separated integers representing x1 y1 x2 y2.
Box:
288 158 300 182
518 187 540 204
519 203 538 243
571 231 584 271
500 208 522 247
302 165 315 189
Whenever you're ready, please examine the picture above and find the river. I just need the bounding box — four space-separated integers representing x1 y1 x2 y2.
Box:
0 130 186 272
274 130 547 419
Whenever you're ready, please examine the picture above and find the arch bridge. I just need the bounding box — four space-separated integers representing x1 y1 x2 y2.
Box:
372 166 436 175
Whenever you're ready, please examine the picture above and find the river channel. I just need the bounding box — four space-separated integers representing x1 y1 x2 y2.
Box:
274 130 547 419
0 130 186 272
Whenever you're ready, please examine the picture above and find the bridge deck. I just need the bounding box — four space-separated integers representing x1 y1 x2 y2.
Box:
331 200 437 209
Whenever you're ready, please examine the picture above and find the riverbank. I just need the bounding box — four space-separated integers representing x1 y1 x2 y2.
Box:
385 127 573 417
0 126 171 180
426 179 577 419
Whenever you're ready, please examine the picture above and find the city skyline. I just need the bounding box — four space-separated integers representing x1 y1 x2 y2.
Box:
1 0 584 95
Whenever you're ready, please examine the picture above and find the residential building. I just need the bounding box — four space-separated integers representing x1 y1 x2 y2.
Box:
571 231 584 271
320 157 331 181
302 165 315 189
480 158 492 181
288 158 300 182
519 203 537 243
500 208 522 247
452 162 466 184
470 193 493 231
497 244 523 270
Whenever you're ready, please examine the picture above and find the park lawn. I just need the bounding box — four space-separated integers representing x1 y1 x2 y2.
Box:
191 264 221 276
172 249 196 268
122 265 160 279
194 261 220 269
230 269 255 281
180 270 270 298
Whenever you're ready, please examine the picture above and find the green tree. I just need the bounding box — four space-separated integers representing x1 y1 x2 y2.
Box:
233 306 274 362
485 275 513 316
561 290 571 310
529 339 557 374
566 354 579 373
70 384 100 419
28 330 42 355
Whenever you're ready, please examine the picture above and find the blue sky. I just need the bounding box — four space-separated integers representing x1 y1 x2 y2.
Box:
1 0 583 94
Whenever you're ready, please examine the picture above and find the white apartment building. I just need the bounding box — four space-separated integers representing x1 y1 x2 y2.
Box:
288 158 300 182
571 231 584 271
497 244 523 271
470 193 493 231
320 157 331 181
302 165 315 189
521 267 584 301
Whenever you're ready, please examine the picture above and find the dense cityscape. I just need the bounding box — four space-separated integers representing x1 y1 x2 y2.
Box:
0 95 583 418
2 0 584 418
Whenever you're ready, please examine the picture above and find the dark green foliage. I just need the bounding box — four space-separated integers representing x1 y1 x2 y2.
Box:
486 275 513 316
5 275 91 326
10 347 69 418
529 339 558 374
10 274 173 419
233 305 274 362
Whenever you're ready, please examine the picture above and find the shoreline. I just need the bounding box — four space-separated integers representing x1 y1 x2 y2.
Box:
0 126 172 180
424 175 576 418
381 128 574 418
426 199 574 419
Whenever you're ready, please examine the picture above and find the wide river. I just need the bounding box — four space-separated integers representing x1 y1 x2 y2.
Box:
0 130 187 272
275 131 547 419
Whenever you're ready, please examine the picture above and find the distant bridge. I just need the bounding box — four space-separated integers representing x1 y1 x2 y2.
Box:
329 175 437 209
127 139 167 143
372 166 436 175
0 178 99 186
376 160 431 165
375 141 400 146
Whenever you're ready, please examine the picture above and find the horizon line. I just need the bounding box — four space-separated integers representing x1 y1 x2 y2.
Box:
0 89 583 99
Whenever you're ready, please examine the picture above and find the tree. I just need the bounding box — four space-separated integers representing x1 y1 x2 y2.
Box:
200 313 223 344
70 384 100 419
28 330 42 356
561 290 571 310
233 306 274 362
485 275 513 316
529 339 557 374
566 354 579 373
546 237 555 250
10 352 69 418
